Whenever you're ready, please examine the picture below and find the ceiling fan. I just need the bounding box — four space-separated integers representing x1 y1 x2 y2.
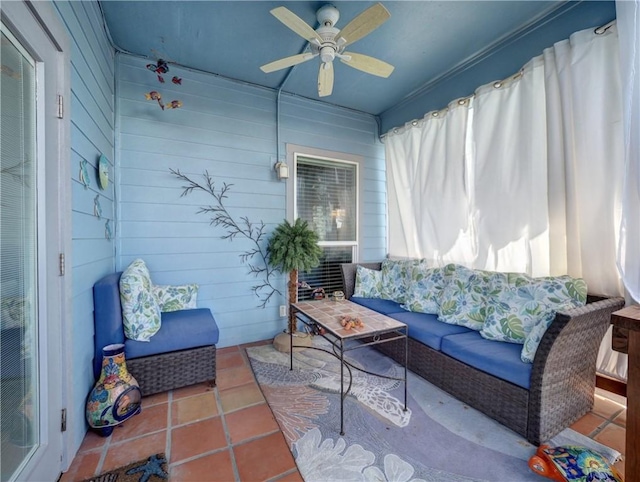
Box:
260 2 395 97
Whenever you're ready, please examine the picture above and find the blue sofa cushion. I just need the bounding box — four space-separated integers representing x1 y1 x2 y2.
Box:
388 311 472 351
440 331 532 389
125 309 219 359
350 297 407 315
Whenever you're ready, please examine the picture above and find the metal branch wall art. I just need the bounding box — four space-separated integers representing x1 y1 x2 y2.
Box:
170 168 281 308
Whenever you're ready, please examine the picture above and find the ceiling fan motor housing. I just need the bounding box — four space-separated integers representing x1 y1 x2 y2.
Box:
316 4 340 27
313 24 340 61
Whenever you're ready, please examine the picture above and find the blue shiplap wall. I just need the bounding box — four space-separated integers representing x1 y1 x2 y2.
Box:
116 53 385 347
53 0 115 456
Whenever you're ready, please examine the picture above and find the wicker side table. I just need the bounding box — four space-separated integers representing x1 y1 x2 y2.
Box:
611 305 640 482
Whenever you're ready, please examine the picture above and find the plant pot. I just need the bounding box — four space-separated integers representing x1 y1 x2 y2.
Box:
273 331 312 353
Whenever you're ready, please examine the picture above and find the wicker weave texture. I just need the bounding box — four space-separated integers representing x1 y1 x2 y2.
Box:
340 263 382 300
528 297 625 444
128 345 216 396
341 262 625 444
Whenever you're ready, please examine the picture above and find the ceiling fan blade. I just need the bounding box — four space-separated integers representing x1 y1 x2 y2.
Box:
337 3 390 48
340 52 394 78
260 53 317 73
318 62 334 97
270 6 323 43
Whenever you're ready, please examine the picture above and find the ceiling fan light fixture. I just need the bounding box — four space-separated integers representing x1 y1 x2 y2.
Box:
320 46 336 63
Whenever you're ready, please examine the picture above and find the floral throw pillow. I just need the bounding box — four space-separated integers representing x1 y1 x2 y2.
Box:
153 284 199 312
119 259 161 342
520 276 587 362
380 258 423 304
479 274 587 349
403 263 456 314
482 275 587 345
353 266 384 298
438 265 495 330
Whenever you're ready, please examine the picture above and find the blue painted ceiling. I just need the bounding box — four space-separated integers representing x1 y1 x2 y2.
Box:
99 1 615 118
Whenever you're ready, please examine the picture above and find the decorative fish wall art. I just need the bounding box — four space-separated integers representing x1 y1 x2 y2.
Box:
144 58 183 110
79 160 90 189
146 59 169 83
94 195 102 219
145 90 164 110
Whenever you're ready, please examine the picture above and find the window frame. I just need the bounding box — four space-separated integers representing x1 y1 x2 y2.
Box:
285 144 363 262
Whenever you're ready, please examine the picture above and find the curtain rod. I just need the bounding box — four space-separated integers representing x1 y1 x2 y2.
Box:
381 19 618 141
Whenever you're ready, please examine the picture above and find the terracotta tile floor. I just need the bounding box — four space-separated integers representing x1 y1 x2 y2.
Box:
62 342 628 481
61 341 302 482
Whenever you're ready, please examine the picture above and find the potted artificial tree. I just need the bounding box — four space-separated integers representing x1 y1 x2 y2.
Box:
267 218 322 352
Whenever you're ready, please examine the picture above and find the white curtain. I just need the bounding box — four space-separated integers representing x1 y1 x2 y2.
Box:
473 57 550 276
543 25 627 380
384 23 628 380
617 0 640 303
386 99 473 265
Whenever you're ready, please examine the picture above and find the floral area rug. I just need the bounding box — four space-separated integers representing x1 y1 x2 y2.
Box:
83 453 168 482
246 338 620 482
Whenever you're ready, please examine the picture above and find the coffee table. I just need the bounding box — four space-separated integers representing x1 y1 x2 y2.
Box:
289 299 408 435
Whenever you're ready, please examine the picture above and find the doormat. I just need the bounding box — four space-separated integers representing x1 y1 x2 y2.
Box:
246 337 621 482
84 453 168 482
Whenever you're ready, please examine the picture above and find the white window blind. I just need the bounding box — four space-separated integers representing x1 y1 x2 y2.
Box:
295 156 357 300
1 25 39 471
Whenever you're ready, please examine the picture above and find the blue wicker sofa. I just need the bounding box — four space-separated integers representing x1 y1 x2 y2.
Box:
93 272 219 396
340 262 624 445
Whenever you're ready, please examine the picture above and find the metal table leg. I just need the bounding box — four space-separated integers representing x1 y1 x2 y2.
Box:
404 327 408 411
340 338 345 436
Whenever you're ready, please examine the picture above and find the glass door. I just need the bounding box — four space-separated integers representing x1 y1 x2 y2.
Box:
1 25 39 480
0 2 68 478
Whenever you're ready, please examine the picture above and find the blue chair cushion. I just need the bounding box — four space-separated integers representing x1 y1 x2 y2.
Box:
125 308 219 359
388 311 472 351
440 331 532 389
350 297 407 315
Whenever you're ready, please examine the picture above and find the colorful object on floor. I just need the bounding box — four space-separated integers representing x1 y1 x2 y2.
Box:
528 445 623 481
83 453 168 482
86 343 142 436
171 76 182 85
165 100 183 109
246 338 621 482
144 91 164 110
146 58 169 83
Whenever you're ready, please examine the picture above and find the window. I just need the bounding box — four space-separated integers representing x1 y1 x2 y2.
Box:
292 153 359 300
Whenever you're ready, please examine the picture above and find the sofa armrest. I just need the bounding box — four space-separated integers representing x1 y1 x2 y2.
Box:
527 295 625 443
340 262 382 299
93 272 125 379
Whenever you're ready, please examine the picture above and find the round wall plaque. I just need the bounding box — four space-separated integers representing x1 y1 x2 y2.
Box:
98 154 109 190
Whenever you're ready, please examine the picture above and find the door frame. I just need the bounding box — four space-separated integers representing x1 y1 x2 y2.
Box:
1 1 72 479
